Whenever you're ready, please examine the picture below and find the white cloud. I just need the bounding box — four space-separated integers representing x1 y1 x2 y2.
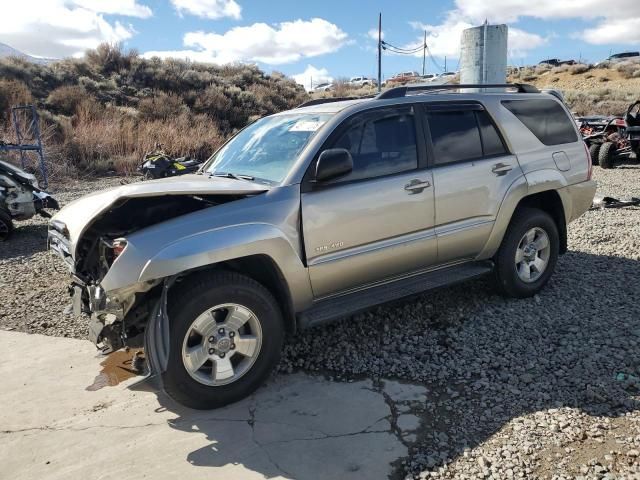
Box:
367 28 384 40
509 27 548 56
453 0 640 45
292 65 333 91
73 0 152 18
144 18 348 65
0 0 151 58
170 0 241 20
580 17 640 45
454 0 637 23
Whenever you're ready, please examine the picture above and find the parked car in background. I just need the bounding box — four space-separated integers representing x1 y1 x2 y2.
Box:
607 52 640 64
48 82 596 409
349 76 377 88
387 71 420 85
539 59 561 67
434 72 457 82
539 59 576 67
311 82 333 93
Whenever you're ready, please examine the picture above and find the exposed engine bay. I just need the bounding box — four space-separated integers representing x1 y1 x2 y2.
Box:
0 159 59 240
58 192 249 353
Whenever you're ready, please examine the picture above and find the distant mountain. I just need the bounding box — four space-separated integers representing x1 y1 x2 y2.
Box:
0 42 57 65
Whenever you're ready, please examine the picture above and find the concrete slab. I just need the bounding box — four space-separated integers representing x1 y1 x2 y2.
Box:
0 331 415 480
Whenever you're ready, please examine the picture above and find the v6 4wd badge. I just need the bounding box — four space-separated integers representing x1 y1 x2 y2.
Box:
315 241 344 253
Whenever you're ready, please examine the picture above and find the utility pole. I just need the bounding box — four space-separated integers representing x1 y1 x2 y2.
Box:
377 13 382 93
444 56 447 72
422 31 426 76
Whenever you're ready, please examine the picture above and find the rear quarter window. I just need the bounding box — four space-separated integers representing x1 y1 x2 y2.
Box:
501 99 578 146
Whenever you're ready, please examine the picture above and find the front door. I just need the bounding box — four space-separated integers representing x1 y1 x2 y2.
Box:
301 106 437 298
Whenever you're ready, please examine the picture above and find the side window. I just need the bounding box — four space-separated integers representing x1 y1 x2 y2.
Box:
427 110 482 165
328 108 418 182
476 110 507 157
502 99 578 145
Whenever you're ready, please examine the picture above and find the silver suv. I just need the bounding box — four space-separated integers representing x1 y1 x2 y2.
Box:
49 83 596 409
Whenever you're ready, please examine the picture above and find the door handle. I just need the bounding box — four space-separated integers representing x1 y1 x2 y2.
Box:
491 163 513 176
404 179 431 194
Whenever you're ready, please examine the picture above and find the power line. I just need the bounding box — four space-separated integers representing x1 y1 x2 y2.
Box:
424 43 445 72
381 40 423 54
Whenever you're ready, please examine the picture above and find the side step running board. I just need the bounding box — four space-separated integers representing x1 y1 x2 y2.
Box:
298 261 493 330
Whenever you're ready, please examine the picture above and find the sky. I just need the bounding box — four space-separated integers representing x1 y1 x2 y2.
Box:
2 0 640 90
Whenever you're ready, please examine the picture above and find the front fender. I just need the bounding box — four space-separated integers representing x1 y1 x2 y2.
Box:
136 223 313 311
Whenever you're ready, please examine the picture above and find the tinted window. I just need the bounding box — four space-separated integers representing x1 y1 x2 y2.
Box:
329 108 417 182
476 110 507 156
502 99 578 145
428 110 482 165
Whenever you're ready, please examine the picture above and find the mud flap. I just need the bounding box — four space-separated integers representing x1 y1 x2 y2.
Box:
128 277 175 392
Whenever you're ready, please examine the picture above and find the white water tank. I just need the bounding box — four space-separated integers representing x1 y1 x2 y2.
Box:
460 23 508 85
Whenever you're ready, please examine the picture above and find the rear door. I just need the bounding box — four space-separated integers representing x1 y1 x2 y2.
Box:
300 105 437 298
422 103 522 264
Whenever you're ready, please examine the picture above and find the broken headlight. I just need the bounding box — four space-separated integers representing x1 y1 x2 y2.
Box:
100 237 128 268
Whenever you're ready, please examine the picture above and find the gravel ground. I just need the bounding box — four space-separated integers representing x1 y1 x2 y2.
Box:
1 168 639 479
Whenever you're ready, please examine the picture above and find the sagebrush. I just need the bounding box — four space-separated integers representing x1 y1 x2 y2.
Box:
0 43 308 180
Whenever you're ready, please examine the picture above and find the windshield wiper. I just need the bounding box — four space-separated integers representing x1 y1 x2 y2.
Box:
211 172 255 181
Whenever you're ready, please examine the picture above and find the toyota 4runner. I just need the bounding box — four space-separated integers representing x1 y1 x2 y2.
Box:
48 83 596 409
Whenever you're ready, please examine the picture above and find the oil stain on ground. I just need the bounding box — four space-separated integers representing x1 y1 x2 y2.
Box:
86 348 144 391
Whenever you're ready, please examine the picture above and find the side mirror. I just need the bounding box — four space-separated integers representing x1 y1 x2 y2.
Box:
315 148 353 183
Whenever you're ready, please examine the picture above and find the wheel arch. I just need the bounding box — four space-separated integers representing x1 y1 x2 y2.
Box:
199 254 298 334
515 190 567 254
478 177 570 259
152 253 300 337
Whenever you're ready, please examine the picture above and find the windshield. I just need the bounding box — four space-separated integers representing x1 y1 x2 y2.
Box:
205 113 332 184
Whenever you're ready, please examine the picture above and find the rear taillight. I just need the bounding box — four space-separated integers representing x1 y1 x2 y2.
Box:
583 142 593 180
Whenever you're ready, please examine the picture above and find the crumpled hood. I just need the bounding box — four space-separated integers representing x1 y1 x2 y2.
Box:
51 174 269 245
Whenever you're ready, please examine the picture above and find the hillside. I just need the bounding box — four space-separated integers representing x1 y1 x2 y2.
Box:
508 61 640 116
313 62 640 118
0 44 308 179
0 42 55 65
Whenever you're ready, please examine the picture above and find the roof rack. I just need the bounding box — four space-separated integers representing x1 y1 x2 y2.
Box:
376 83 539 100
297 95 374 108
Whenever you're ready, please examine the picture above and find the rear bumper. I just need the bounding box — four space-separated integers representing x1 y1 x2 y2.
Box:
566 179 597 222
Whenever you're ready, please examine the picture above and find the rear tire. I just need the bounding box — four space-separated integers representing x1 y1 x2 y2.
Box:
598 142 616 169
588 143 601 165
494 208 559 298
0 209 13 242
162 271 284 409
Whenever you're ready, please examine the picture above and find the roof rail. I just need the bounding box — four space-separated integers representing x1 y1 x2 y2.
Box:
376 83 539 100
297 96 374 108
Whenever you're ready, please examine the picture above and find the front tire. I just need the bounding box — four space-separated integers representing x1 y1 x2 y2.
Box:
163 271 284 409
0 209 13 242
494 208 559 298
588 143 600 165
598 142 616 169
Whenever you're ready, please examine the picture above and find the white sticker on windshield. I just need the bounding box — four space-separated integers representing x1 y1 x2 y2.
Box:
289 120 325 132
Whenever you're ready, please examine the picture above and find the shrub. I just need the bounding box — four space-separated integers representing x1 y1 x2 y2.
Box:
138 91 188 121
615 60 640 79
0 42 309 178
569 64 589 75
46 85 91 116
